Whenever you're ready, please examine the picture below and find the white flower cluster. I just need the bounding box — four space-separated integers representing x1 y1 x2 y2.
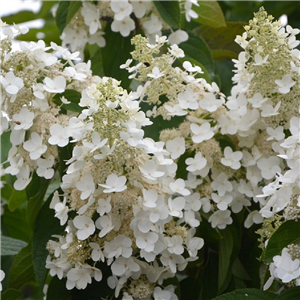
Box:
0 22 97 190
264 247 300 290
59 0 198 55
2 7 300 296
225 9 300 231
230 8 300 288
124 9 300 289
45 77 204 299
125 34 259 230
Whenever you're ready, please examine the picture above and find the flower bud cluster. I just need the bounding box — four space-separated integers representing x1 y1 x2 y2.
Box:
46 77 204 299
0 22 98 190
59 0 198 55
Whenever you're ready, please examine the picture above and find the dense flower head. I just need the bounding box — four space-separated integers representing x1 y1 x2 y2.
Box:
45 77 204 298
233 7 300 130
0 22 96 190
231 8 300 289
125 34 257 232
125 10 300 291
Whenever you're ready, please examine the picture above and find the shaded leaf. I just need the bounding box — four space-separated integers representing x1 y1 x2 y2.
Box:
153 1 181 28
1 130 11 163
2 208 31 242
47 277 71 300
214 60 234 97
45 177 61 200
32 193 62 284
232 258 251 281
212 49 238 60
67 1 82 25
180 277 201 300
56 1 70 34
202 250 219 300
263 0 300 18
179 31 214 79
178 57 211 82
26 173 51 230
90 48 105 78
1 236 27 256
218 227 234 292
53 89 83 112
142 113 185 142
193 1 226 28
97 25 134 89
195 22 246 57
276 287 300 300
211 288 276 300
215 133 236 151
1 289 22 300
7 242 34 289
262 220 300 263
7 188 27 212
71 263 113 300
58 143 73 180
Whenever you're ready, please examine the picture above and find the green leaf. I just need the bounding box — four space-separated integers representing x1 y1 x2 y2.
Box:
7 242 35 289
1 236 27 256
53 89 82 112
55 1 81 36
1 130 12 163
153 1 180 28
211 49 238 60
45 177 61 200
195 22 247 59
70 263 113 300
202 250 219 299
32 193 62 284
26 173 51 230
178 57 211 82
2 208 31 242
276 287 300 300
47 277 71 300
58 143 73 179
179 31 214 79
180 277 201 300
98 25 134 89
7 188 27 212
211 288 276 300
215 133 236 151
90 48 105 78
232 258 251 281
55 1 70 34
262 220 300 263
218 226 234 292
193 1 226 28
66 1 82 25
1 10 36 25
1 289 22 300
